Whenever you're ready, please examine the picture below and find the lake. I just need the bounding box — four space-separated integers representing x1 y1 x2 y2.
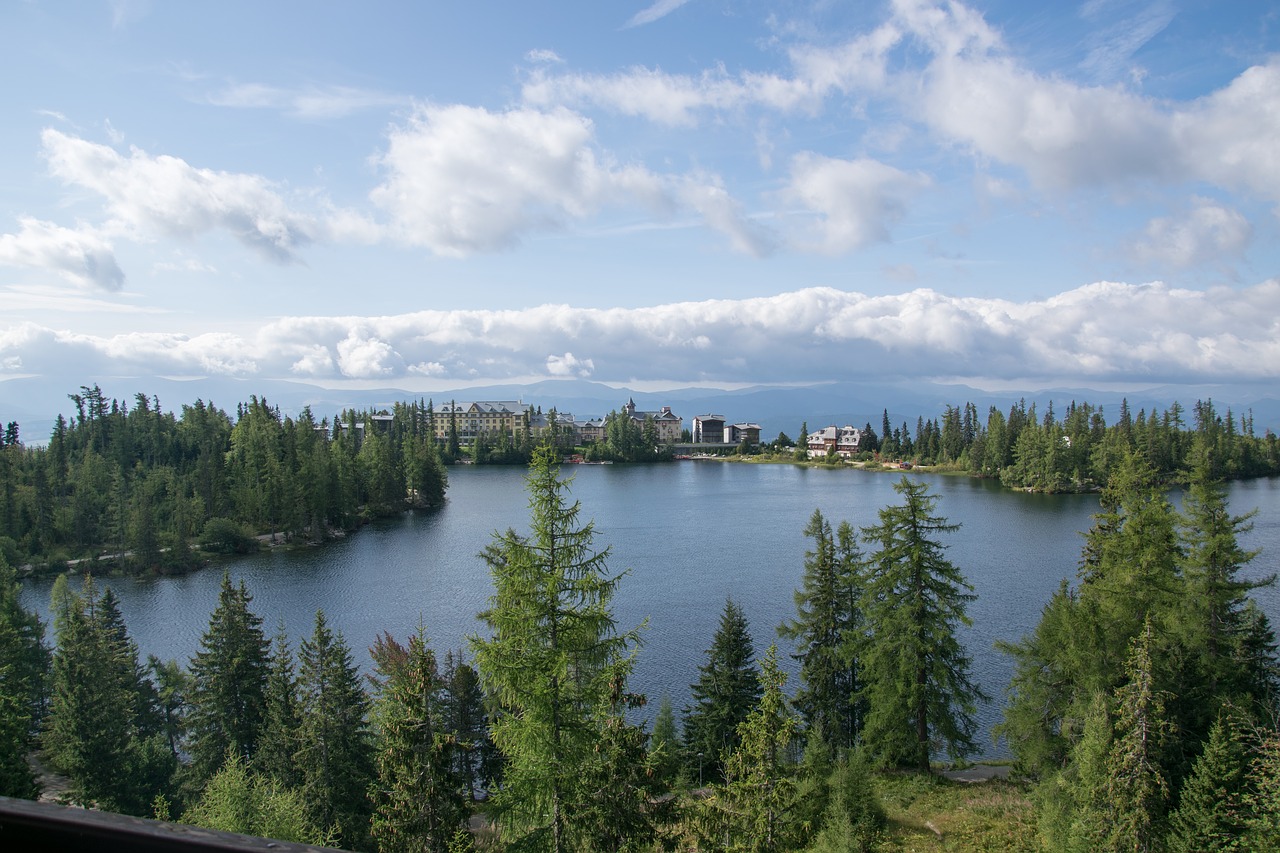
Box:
19 462 1280 760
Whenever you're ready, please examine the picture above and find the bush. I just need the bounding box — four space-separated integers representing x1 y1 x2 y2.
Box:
197 518 258 555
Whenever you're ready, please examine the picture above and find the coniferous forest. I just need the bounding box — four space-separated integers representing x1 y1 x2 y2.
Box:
1 391 1280 850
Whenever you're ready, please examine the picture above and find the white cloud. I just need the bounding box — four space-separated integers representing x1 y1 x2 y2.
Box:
526 49 564 64
1132 197 1252 268
546 352 594 377
207 82 408 119
625 0 692 28
41 129 319 262
783 154 929 253
522 0 1280 205
0 217 124 291
6 281 1278 386
371 103 765 256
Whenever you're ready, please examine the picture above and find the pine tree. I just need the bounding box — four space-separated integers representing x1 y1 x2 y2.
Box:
779 510 864 751
697 645 803 852
296 610 375 849
1165 711 1252 853
858 477 984 770
441 650 490 802
0 555 47 798
650 693 681 787
684 598 761 784
253 628 302 788
369 629 468 853
807 749 884 853
182 753 331 845
470 446 641 853
43 575 160 814
1178 455 1271 700
187 573 271 782
1103 620 1174 852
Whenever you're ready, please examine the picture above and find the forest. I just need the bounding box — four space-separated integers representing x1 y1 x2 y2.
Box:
2 425 1279 851
780 397 1280 492
0 386 449 573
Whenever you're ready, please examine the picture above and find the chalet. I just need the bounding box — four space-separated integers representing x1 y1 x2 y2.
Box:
807 425 862 458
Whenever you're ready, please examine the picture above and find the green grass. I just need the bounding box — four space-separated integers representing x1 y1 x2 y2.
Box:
873 773 1040 852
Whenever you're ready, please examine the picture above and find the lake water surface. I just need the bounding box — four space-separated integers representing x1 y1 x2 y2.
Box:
20 462 1280 759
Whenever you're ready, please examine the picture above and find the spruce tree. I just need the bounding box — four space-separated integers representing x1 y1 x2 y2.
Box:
440 650 490 802
369 630 468 853
697 644 803 852
1178 456 1272 700
296 610 375 849
858 477 984 770
253 628 302 788
187 573 270 782
1103 620 1173 852
650 693 681 787
0 555 47 798
683 597 761 784
1165 711 1252 852
471 446 641 853
43 575 160 814
779 509 864 751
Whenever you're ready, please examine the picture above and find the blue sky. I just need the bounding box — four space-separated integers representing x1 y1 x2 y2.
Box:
1 0 1277 393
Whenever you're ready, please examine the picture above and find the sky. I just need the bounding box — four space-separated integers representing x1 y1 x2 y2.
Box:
1 0 1278 396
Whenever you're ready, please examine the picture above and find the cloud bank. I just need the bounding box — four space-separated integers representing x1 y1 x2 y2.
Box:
3 281 1277 387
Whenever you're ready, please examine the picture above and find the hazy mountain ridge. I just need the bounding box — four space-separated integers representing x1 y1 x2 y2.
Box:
2 375 1277 445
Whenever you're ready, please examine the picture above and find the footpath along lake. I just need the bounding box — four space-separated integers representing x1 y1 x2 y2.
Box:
20 462 1280 760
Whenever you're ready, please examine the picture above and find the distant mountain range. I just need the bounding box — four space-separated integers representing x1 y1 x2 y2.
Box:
2 375 1277 445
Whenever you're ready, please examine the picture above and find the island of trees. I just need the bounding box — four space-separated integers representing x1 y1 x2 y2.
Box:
2 433 1279 851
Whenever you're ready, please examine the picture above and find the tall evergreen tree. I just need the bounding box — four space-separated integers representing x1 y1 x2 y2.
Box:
1178 455 1272 701
0 555 47 798
1103 620 1174 853
858 477 984 770
696 645 804 853
1165 710 1253 853
471 446 641 853
779 510 864 751
368 629 468 853
187 573 270 782
252 628 302 788
43 575 162 814
296 610 375 849
649 693 681 787
684 598 761 783
441 649 491 803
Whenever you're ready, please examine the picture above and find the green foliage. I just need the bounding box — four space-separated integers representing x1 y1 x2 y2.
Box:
695 644 805 852
441 649 493 802
197 517 258 554
0 554 47 798
471 447 642 852
43 574 170 814
182 753 331 845
252 628 302 787
369 629 469 853
649 693 682 787
296 609 375 849
779 509 864 752
806 750 884 853
186 573 270 783
683 598 761 784
859 477 984 770
0 388 449 571
1165 710 1253 853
